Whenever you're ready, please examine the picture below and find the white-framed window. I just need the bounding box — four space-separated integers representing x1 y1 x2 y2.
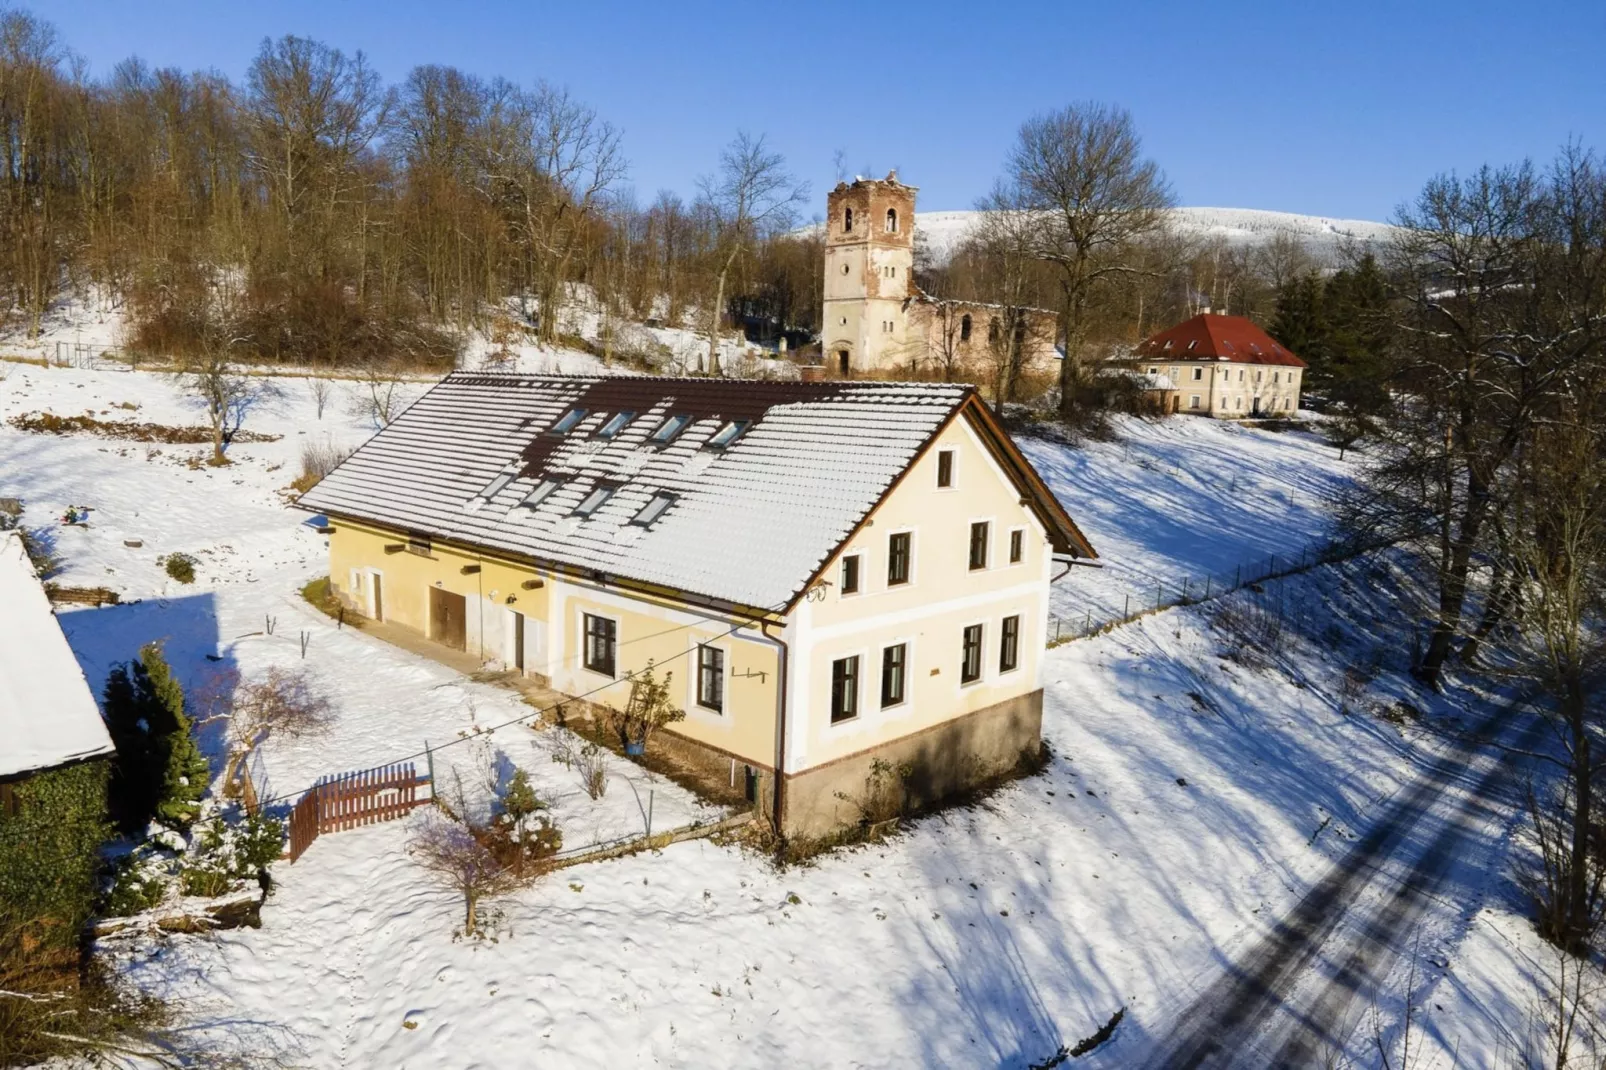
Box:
880 643 907 708
887 531 913 586
960 624 984 685
968 521 990 571
1008 527 1025 564
936 448 956 489
999 615 1021 673
696 644 724 713
1192 367 1203 381
831 656 860 723
1189 395 1201 409
582 613 617 677
840 553 861 595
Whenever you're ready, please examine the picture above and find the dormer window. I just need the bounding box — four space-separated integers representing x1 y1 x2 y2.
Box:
572 484 616 517
631 492 676 527
650 413 692 444
550 408 587 434
596 411 636 438
706 420 750 449
519 479 560 509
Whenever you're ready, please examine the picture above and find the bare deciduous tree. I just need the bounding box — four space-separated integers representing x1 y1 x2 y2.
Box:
1001 102 1174 417
408 808 514 936
698 132 806 375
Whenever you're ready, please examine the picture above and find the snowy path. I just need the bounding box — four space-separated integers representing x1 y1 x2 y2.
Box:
1146 697 1544 1067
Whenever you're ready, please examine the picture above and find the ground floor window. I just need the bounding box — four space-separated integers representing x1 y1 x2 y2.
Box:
696 644 724 712
961 624 984 684
831 656 860 723
881 643 907 707
583 613 617 677
1000 615 1020 673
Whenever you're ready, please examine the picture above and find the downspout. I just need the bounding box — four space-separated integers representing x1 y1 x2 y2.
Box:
1051 555 1102 583
758 619 789 834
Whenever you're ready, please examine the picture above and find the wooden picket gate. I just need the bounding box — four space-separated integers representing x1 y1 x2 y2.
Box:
286 761 429 863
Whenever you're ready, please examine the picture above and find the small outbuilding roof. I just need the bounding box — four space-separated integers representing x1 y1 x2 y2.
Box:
1137 314 1306 368
297 374 1094 612
0 531 115 781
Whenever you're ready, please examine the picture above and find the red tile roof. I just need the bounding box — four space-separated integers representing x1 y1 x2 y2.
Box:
1136 314 1306 368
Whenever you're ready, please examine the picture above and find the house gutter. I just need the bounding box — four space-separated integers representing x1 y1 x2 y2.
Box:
758 619 789 835
1051 555 1102 583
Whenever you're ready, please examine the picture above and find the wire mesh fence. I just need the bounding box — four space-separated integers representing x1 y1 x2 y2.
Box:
1046 532 1376 646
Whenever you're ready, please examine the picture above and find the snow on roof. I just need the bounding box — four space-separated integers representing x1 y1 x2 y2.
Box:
1136 314 1307 368
299 375 987 610
0 532 115 780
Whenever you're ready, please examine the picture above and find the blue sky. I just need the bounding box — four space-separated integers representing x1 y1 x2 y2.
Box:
38 0 1606 222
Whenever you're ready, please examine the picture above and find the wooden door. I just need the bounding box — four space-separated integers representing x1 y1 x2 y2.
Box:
371 573 384 622
430 587 467 650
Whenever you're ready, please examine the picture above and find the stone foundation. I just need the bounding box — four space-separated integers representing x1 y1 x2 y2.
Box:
780 689 1043 838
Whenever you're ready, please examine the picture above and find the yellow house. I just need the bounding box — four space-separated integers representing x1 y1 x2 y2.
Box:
297 374 1096 836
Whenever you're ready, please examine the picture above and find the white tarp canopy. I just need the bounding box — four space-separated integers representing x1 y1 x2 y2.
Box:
0 530 115 779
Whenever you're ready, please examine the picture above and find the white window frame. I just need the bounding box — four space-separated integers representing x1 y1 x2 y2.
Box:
579 610 619 679
694 642 726 715
879 639 912 711
885 527 916 589
959 620 986 688
967 517 993 572
998 613 1024 676
1007 526 1027 565
1189 395 1201 410
935 448 957 490
839 552 863 597
829 651 865 725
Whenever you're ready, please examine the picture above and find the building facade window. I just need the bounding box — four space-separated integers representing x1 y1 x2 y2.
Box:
1192 367 1203 380
831 656 860 723
844 207 854 232
881 643 907 707
885 208 898 232
887 532 911 586
696 644 724 712
583 613 617 677
840 553 861 595
1009 528 1024 563
936 449 955 488
960 625 984 684
960 314 972 341
1000 615 1020 673
968 521 990 570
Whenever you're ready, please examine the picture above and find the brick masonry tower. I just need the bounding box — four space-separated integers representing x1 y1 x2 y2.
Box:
822 172 917 376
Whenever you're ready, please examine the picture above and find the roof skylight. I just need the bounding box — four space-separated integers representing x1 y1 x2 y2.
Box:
630 492 676 527
466 465 520 510
519 478 561 509
650 413 692 444
706 420 750 449
596 411 636 438
550 408 588 434
572 484 615 517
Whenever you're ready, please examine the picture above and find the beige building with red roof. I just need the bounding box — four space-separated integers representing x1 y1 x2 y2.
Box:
1134 313 1307 418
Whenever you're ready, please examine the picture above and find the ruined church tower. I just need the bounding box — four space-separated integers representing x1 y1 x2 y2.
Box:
822 172 917 376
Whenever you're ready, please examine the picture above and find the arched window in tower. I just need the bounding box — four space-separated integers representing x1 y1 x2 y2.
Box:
960 314 972 342
844 207 854 233
885 208 898 233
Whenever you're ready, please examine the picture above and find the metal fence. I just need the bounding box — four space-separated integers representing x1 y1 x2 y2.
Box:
1046 533 1374 645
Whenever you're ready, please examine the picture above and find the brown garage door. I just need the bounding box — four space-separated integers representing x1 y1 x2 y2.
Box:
430 587 467 651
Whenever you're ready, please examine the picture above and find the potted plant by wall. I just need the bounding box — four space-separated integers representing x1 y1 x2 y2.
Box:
609 660 684 756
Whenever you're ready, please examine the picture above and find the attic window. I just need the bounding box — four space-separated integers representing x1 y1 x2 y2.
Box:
631 492 676 527
572 484 616 517
467 464 520 508
596 411 636 438
519 479 561 509
1249 343 1262 354
1222 341 1236 353
1186 340 1197 350
550 408 588 434
706 420 750 449
650 413 692 444
1162 340 1173 350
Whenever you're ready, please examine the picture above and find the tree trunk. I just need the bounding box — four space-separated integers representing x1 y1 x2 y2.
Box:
1057 288 1079 420
707 253 735 376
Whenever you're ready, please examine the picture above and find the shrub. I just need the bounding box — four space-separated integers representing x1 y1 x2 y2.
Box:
606 661 685 753
548 729 608 800
0 762 110 975
101 857 167 917
102 642 209 833
292 439 353 494
161 553 197 584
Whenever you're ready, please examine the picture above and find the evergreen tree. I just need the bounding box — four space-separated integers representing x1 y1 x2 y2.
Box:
1270 271 1329 372
100 643 210 833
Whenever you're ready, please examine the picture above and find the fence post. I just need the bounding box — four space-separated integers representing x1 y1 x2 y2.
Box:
1123 594 1130 620
1235 563 1241 589
1084 608 1091 635
425 741 435 790
1204 575 1211 599
1183 577 1190 602
1156 582 1162 610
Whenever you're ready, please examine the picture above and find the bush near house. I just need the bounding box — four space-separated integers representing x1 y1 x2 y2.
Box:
102 642 210 834
161 553 198 584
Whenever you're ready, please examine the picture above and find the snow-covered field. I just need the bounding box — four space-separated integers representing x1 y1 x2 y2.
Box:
0 359 1577 1067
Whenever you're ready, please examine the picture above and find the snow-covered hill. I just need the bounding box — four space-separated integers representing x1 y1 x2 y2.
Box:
914 206 1395 264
